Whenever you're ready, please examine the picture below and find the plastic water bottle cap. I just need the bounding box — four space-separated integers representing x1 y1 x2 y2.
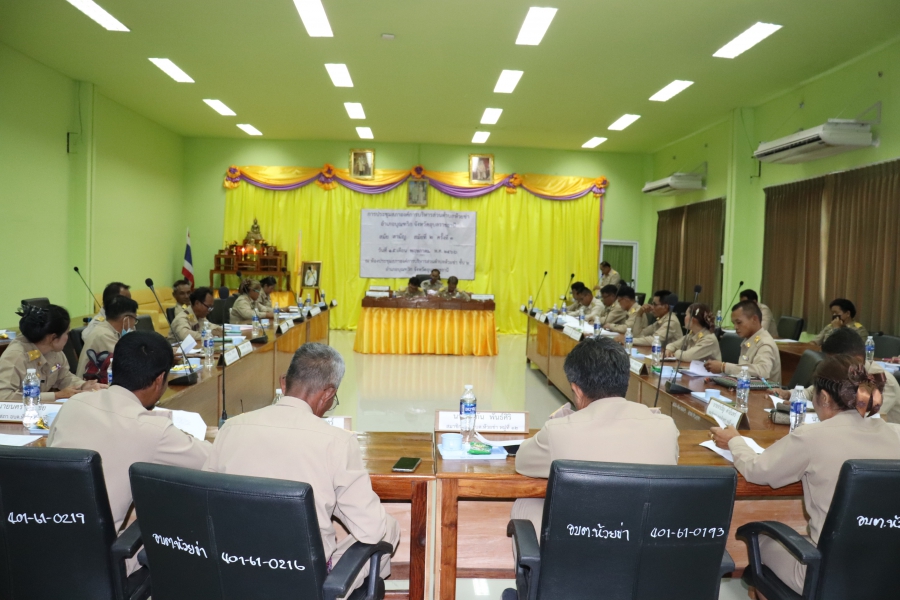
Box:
276 388 282 394
464 385 473 390
26 368 36 375
794 385 805 390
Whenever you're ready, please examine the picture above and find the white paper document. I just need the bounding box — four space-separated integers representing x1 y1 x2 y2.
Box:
153 408 208 440
681 361 716 377
0 434 41 447
700 436 765 463
474 432 527 447
179 335 197 354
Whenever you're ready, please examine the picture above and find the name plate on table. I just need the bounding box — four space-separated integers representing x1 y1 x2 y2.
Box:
630 358 648 375
237 341 254 357
0 403 61 423
279 321 291 334
310 306 322 317
471 294 494 301
537 313 548 323
222 347 240 366
369 286 390 291
707 399 748 429
324 416 353 430
434 410 528 433
563 325 583 341
366 291 390 298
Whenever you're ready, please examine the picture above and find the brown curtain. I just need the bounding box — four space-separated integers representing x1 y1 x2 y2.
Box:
653 199 725 307
761 158 900 335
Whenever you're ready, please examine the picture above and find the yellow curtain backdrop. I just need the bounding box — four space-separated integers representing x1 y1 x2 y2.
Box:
223 183 600 334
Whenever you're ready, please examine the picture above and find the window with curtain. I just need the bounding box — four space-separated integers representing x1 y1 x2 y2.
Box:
652 198 725 309
761 158 900 335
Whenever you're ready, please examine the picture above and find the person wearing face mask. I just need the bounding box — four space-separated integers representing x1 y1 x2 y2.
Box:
230 278 274 325
812 298 868 346
167 286 223 344
84 281 132 338
0 304 104 402
76 295 139 380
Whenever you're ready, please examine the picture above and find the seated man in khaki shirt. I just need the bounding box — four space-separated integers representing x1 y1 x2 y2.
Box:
605 286 642 334
592 284 623 326
740 289 779 339
76 295 138 379
167 286 222 345
812 298 869 346
512 337 680 536
395 277 425 299
617 289 683 347
705 300 782 383
48 331 212 530
421 269 444 293
438 276 471 300
204 343 399 596
565 282 588 313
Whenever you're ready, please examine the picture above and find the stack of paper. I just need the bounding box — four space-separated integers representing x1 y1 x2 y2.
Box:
0 434 40 447
700 437 766 462
681 361 716 377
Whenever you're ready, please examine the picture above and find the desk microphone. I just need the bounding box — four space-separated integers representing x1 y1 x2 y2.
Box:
693 284 702 303
560 273 574 306
717 280 744 338
73 267 102 313
653 293 679 408
531 271 548 315
145 278 198 386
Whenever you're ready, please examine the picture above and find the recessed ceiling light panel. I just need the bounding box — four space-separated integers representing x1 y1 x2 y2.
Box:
713 22 782 59
608 114 640 131
494 70 524 94
292 0 333 37
581 137 607 149
472 131 490 144
237 124 262 136
344 102 366 119
480 108 503 125
148 58 194 83
203 99 236 116
649 80 694 102
356 126 374 139
66 0 129 31
325 63 354 87
515 7 558 45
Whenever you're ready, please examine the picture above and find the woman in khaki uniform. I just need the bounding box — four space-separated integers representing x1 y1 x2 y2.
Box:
711 355 900 595
0 304 103 402
230 278 274 324
665 303 721 362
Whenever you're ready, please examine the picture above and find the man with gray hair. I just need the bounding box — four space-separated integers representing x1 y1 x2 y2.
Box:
511 336 679 538
203 343 399 596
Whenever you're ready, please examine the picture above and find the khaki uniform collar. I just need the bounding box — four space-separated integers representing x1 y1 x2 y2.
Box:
276 396 315 414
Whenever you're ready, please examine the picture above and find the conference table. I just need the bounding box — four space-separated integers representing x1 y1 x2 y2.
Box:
354 296 498 356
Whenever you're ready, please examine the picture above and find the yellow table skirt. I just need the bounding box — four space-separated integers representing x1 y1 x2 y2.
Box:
354 307 499 356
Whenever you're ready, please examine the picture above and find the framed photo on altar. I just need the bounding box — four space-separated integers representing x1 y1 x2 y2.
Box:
469 153 494 184
301 261 322 288
408 180 428 207
350 149 374 180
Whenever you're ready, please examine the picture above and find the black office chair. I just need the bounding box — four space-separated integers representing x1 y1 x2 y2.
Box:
135 314 155 333
63 335 80 374
503 461 736 600
635 293 647 305
786 349 825 389
873 333 900 359
166 306 176 323
719 332 743 364
129 463 392 600
69 325 86 357
0 447 149 600
777 316 805 341
739 459 900 600
20 297 50 309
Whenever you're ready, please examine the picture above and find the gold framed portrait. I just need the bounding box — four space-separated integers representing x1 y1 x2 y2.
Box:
350 149 375 180
301 261 322 288
469 153 494 185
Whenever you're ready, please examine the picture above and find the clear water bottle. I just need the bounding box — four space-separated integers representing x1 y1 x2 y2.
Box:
578 309 585 330
22 369 41 428
459 385 477 444
305 294 311 309
273 301 280 322
790 385 807 432
551 303 559 324
715 309 723 330
651 335 662 369
251 311 261 337
272 388 283 405
202 322 214 368
736 366 751 413
865 336 875 363
106 357 113 386
560 303 568 318
625 327 633 354
527 295 533 312
321 291 326 304
594 322 600 337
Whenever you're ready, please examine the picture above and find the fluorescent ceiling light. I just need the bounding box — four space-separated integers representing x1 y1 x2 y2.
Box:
472 131 490 144
581 137 607 149
608 114 640 130
325 63 353 87
237 124 262 136
203 99 236 116
66 0 129 31
494 70 524 94
480 108 503 125
356 127 374 139
344 103 366 119
148 58 194 83
649 80 694 102
292 0 333 37
515 7 558 45
713 22 782 58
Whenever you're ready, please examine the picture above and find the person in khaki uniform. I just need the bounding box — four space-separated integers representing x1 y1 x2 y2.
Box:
705 301 782 382
438 276 471 300
564 282 588 313
231 278 274 325
167 287 222 345
0 304 101 402
84 281 132 339
665 303 721 362
49 331 211 531
593 261 622 291
76 296 139 379
204 344 399 597
568 288 602 321
740 289 779 339
812 298 868 346
512 337 679 537
395 277 426 299
620 290 684 347
605 286 642 334
591 285 622 325
711 355 900 595
256 276 277 312
421 269 445 293
172 279 192 308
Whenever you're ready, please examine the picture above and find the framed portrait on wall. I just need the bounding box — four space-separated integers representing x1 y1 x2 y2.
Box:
469 154 494 184
301 261 322 288
350 149 375 180
408 180 428 207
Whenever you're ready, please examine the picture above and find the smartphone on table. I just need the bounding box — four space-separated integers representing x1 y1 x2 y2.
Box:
392 457 422 473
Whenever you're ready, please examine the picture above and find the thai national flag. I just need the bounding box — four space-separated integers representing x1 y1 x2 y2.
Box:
182 228 195 287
